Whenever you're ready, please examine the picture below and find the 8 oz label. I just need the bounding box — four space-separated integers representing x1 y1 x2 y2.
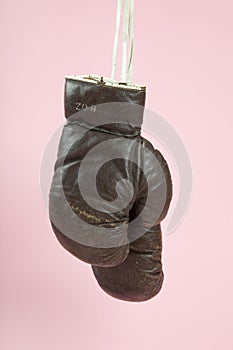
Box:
75 102 96 112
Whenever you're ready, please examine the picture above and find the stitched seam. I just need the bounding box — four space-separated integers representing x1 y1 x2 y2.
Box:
66 77 146 93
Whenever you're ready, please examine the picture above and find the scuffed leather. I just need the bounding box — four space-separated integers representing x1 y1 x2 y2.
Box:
49 76 173 301
92 143 172 302
65 77 146 136
92 224 164 302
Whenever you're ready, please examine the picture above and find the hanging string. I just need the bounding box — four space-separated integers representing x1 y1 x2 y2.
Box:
111 0 122 80
121 0 129 82
126 0 134 82
111 0 134 83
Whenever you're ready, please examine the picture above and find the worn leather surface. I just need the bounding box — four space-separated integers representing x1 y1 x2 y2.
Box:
92 144 172 302
49 77 173 301
65 77 146 136
92 224 164 302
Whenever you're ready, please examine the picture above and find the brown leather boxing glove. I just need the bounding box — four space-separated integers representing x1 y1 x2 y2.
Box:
49 75 172 301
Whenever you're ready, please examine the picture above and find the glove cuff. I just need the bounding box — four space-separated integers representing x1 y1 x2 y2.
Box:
64 75 146 136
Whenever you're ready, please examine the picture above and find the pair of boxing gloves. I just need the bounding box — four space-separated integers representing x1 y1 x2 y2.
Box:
49 76 173 302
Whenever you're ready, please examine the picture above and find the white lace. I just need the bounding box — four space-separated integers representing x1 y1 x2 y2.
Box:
111 0 134 83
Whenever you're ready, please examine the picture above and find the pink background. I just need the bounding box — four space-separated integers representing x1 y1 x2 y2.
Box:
1 0 233 349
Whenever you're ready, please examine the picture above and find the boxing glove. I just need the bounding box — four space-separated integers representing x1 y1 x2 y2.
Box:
49 75 172 301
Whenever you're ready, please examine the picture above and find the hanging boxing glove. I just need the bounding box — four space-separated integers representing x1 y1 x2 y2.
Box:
49 75 172 301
